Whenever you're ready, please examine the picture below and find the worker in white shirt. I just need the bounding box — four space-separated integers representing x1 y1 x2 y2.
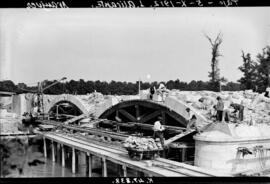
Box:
157 83 169 101
153 116 165 149
185 108 194 120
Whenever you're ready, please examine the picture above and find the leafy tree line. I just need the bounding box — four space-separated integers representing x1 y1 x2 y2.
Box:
204 33 269 93
238 46 270 93
0 79 241 95
0 30 268 95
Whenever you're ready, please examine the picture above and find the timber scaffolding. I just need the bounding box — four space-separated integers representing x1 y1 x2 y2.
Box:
41 132 230 177
36 117 230 177
36 98 230 177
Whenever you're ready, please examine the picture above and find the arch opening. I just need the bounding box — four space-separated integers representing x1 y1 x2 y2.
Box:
99 100 190 139
49 100 83 121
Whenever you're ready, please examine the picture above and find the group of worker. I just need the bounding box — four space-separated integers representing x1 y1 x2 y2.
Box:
213 96 244 123
184 96 246 134
149 83 169 101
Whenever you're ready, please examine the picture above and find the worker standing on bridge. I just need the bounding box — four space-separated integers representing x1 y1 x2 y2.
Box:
216 96 224 122
149 85 156 100
153 116 165 149
157 83 169 102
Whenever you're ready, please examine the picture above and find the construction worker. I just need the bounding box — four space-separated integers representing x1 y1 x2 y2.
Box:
222 100 231 123
198 97 214 110
186 115 201 133
185 108 194 120
216 96 224 122
230 103 244 121
149 86 156 100
157 83 169 101
153 116 165 149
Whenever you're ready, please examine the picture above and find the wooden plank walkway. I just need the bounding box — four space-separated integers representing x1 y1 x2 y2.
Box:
42 132 228 177
43 132 183 177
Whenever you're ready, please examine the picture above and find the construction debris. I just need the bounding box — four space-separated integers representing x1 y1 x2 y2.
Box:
169 90 270 126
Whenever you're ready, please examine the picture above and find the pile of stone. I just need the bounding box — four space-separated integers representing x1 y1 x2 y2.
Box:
0 118 22 134
169 90 270 125
80 92 105 105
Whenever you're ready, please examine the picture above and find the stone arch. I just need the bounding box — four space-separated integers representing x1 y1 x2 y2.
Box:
45 94 89 114
99 99 188 128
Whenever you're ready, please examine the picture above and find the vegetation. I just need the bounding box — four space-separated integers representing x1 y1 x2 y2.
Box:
0 35 269 95
238 51 257 90
0 79 241 95
238 46 270 93
205 33 227 92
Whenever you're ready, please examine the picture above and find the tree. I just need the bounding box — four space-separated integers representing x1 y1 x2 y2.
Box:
0 80 18 92
205 32 224 92
238 51 257 90
256 46 270 92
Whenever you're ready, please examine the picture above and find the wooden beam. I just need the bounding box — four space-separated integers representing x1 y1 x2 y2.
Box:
119 109 137 122
52 141 55 162
72 147 76 173
61 144 65 167
116 110 119 118
166 112 187 127
162 111 166 125
99 100 161 119
87 153 93 177
43 137 47 158
164 130 195 145
139 110 161 124
182 148 187 162
64 112 91 125
135 105 140 121
137 101 160 110
122 165 127 177
102 157 107 177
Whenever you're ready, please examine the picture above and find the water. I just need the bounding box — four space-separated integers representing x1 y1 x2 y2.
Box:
0 135 99 177
1 135 139 177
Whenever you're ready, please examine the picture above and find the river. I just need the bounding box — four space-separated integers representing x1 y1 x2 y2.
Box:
1 135 139 177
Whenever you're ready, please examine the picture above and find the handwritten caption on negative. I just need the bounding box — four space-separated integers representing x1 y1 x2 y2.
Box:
26 0 239 8
26 1 68 8
95 0 238 8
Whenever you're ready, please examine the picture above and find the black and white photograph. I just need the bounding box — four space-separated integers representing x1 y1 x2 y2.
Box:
1 1 270 180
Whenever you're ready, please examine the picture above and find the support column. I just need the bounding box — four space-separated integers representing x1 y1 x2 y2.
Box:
162 111 166 124
88 153 92 177
52 141 55 162
122 165 127 177
56 143 60 163
135 105 140 121
61 144 65 167
43 137 47 158
102 157 107 177
72 147 76 173
182 148 186 162
116 110 120 132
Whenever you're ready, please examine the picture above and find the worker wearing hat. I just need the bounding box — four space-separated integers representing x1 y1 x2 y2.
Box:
153 116 165 149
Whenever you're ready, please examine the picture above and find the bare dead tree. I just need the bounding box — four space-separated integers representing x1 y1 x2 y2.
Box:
205 32 223 92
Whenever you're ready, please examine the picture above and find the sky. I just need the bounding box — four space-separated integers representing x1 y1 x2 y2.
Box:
0 8 269 85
